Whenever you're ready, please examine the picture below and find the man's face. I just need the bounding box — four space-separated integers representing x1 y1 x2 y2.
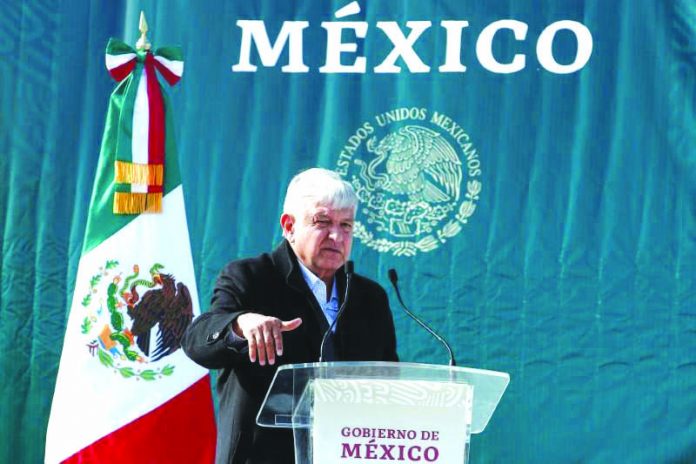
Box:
281 204 355 284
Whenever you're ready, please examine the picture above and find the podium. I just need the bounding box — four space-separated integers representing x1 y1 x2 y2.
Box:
257 362 509 463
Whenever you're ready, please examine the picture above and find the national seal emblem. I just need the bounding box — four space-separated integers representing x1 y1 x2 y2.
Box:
335 108 482 256
80 260 193 380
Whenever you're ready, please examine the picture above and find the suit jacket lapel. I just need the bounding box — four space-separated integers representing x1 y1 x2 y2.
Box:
271 241 330 356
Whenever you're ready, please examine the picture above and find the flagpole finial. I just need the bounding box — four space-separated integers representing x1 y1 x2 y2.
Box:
136 11 151 51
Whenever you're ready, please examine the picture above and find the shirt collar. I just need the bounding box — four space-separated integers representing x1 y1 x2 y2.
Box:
297 259 338 305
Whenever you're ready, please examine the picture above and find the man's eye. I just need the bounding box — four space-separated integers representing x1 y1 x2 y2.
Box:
314 219 331 227
341 223 353 231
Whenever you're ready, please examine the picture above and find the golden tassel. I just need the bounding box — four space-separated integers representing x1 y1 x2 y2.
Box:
114 161 163 186
113 192 163 214
113 192 145 214
145 193 162 213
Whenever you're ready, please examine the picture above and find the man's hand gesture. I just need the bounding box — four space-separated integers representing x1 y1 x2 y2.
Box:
232 313 302 366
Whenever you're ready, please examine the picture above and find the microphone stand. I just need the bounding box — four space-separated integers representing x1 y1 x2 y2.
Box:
388 268 457 367
318 261 353 362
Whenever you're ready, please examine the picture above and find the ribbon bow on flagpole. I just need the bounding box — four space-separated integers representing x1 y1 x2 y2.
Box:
105 39 184 85
103 38 184 215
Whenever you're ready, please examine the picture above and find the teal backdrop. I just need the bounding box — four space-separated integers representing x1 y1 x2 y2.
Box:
1 1 695 463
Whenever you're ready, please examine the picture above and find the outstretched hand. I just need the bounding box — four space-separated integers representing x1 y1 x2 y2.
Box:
232 313 302 366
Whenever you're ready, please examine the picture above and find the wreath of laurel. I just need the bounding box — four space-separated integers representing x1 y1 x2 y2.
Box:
357 180 481 256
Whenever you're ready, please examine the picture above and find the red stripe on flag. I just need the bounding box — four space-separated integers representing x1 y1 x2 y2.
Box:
145 52 165 193
154 59 182 86
62 376 216 464
108 59 136 82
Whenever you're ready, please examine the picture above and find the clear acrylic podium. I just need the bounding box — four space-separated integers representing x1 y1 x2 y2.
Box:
257 362 509 463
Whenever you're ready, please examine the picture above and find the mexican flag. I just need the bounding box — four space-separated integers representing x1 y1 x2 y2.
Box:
45 38 216 463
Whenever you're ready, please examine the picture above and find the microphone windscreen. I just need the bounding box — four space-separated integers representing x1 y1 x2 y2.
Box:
345 260 354 275
388 268 398 285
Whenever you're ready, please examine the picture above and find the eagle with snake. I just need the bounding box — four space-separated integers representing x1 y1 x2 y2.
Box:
365 125 462 204
121 265 193 362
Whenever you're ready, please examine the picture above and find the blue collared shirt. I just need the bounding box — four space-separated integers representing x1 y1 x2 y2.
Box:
296 259 340 332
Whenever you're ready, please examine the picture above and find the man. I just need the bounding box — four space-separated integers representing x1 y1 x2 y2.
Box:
182 168 398 464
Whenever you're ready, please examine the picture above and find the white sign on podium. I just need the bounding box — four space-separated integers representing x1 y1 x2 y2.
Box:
311 379 473 463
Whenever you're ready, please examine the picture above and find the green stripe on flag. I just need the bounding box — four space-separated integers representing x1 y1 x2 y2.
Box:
115 60 138 164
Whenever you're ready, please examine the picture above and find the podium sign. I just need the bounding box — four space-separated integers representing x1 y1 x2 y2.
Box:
311 379 473 463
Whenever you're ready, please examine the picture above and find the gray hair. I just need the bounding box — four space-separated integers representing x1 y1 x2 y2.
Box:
282 168 358 217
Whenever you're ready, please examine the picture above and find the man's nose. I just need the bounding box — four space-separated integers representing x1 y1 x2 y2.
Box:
328 226 344 242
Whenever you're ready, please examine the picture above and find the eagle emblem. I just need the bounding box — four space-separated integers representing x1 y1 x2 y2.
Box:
81 260 192 380
365 125 462 204
336 109 482 256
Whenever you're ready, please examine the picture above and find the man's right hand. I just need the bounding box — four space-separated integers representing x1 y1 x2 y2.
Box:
232 313 303 366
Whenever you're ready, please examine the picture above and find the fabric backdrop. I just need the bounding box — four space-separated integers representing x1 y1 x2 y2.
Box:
1 1 694 463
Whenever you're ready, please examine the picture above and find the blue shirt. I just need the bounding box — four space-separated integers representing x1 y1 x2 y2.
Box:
296 260 340 332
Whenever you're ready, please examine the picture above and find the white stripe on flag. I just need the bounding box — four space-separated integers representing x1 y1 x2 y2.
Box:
154 56 184 77
131 69 149 193
105 53 137 71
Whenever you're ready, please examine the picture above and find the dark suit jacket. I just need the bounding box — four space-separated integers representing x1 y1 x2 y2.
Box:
182 241 398 464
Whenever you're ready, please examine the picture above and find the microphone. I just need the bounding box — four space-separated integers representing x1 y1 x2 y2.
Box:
388 268 457 366
319 260 354 362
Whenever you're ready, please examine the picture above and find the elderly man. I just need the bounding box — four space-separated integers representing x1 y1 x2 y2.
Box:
182 168 398 464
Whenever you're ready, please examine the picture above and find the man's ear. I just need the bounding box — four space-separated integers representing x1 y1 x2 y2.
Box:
280 213 295 237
